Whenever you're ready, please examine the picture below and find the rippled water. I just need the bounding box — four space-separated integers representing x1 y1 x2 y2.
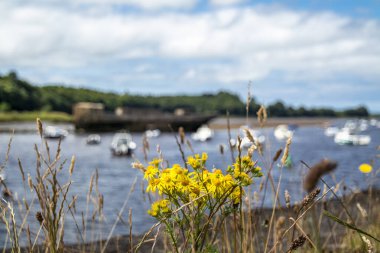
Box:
0 120 379 246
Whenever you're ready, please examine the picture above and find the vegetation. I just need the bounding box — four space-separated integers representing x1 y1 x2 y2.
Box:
136 153 263 252
0 111 72 122
0 71 370 117
0 112 379 252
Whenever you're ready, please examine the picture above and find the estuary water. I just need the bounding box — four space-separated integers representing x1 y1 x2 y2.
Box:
0 120 379 245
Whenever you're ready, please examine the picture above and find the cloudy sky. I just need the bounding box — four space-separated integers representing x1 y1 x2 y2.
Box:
1 0 379 112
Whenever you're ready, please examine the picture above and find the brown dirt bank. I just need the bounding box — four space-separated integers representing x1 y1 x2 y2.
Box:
10 188 374 253
209 117 339 129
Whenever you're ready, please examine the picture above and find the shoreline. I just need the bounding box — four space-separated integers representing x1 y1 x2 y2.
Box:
0 117 352 133
209 116 340 129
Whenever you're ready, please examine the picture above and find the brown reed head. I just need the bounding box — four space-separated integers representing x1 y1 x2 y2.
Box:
273 148 283 162
303 159 337 192
36 211 44 224
287 235 306 252
36 118 43 138
300 187 321 210
256 105 267 127
178 127 185 144
281 136 292 165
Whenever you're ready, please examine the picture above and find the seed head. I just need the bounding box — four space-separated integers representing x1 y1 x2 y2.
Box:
36 118 43 138
69 155 75 176
300 187 321 210
28 174 33 191
256 105 267 127
219 144 224 155
273 148 283 162
285 190 291 208
287 235 306 252
178 127 185 144
281 137 292 166
36 211 43 224
362 236 374 253
356 203 368 218
303 160 337 192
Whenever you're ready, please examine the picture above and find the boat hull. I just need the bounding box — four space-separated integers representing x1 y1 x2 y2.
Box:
75 114 216 132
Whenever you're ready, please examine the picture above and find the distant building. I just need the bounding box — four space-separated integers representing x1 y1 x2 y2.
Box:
73 102 104 122
174 108 186 116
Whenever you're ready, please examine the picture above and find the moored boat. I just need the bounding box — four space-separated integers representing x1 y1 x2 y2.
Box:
274 124 294 140
44 126 68 139
238 125 265 148
86 134 101 145
324 127 340 137
110 133 136 156
191 125 214 142
334 128 371 146
145 129 161 138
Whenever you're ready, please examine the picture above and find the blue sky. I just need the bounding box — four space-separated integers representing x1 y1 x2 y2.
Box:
0 0 379 112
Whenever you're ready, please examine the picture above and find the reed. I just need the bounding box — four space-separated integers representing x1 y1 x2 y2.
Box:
0 109 379 253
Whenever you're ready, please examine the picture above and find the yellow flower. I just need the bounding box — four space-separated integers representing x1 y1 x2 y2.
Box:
148 199 171 217
359 163 372 174
171 164 188 178
158 173 175 194
187 153 208 170
233 168 252 186
201 152 208 162
231 188 243 204
144 165 159 179
149 158 162 167
187 155 201 169
146 178 160 193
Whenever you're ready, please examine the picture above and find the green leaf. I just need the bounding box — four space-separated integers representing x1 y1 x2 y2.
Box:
323 210 380 243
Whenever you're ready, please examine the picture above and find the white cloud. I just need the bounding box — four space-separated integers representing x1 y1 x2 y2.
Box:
0 1 379 109
78 0 198 10
209 0 246 6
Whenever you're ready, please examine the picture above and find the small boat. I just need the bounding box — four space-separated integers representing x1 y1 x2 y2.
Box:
191 125 214 142
274 125 294 140
334 128 371 145
145 129 161 138
370 119 378 127
324 127 340 137
110 133 137 156
238 125 265 148
86 134 101 145
343 120 368 132
44 126 68 139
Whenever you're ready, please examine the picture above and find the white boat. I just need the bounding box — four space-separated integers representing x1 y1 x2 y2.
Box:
274 125 294 140
334 128 371 145
370 119 377 127
191 126 214 142
86 134 101 145
43 126 68 139
110 133 137 156
343 120 368 132
239 126 265 148
145 129 161 138
324 127 340 137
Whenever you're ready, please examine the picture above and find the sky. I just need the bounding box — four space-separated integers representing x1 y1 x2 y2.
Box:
0 0 380 112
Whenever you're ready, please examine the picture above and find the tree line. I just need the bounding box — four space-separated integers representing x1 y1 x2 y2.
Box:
0 71 370 117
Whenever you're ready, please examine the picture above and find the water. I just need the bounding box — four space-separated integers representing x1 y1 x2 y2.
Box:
0 121 379 246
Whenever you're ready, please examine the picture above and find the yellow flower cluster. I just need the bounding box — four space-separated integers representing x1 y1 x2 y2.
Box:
143 153 262 218
147 199 171 217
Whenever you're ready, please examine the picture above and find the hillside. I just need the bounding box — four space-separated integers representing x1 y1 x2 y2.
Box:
0 71 370 117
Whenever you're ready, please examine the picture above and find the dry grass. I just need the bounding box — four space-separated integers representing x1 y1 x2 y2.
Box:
0 109 379 253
